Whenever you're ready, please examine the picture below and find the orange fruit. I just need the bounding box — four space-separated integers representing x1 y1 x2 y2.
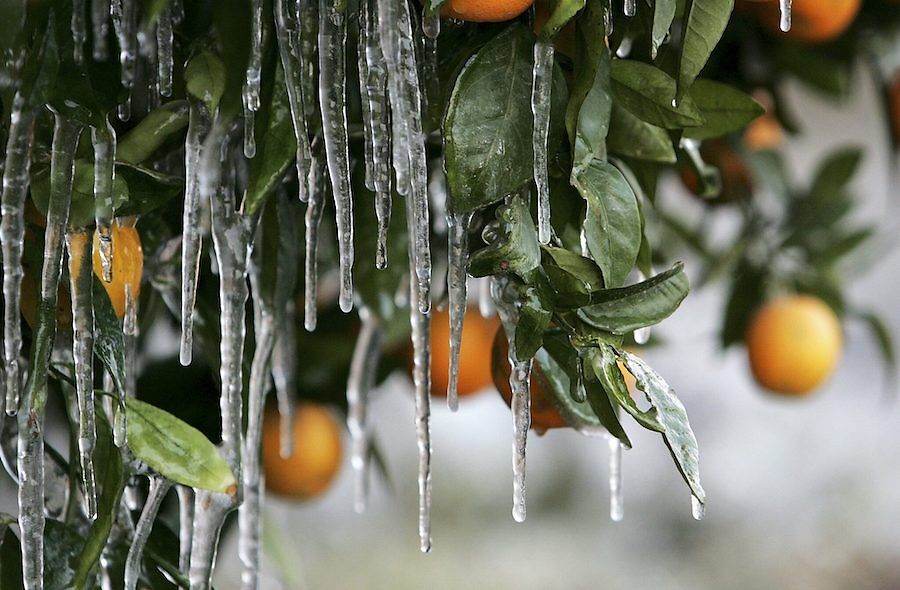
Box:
263 403 343 499
746 295 842 396
429 307 500 399
491 328 568 434
92 218 143 319
744 112 784 151
440 0 533 22
743 0 861 43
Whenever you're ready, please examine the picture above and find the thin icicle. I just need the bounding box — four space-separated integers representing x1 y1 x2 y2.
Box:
243 0 264 159
318 0 355 313
298 0 319 118
446 211 473 411
18 113 82 590
110 0 136 120
180 101 210 366
633 271 652 345
124 476 173 590
177 486 194 574
779 0 792 32
531 39 554 245
271 304 297 458
304 156 326 332
238 286 276 590
422 9 440 39
274 0 313 202
66 230 97 520
478 278 494 318
624 0 636 17
607 435 624 522
346 309 383 513
691 495 706 520
72 0 86 63
123 281 138 399
1 93 34 415
188 490 233 590
92 121 116 284
357 6 376 193
92 0 110 60
243 103 257 159
156 8 174 97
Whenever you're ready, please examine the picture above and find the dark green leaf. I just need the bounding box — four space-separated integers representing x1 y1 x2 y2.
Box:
44 520 81 590
541 246 604 308
184 51 227 113
720 259 766 347
245 63 294 215
539 0 586 38
117 101 190 164
610 60 705 129
468 195 541 278
536 331 609 433
114 164 183 218
607 103 677 163
92 277 126 394
808 147 862 199
30 162 129 230
676 0 733 101
651 0 677 59
683 79 765 140
590 344 663 432
569 1 611 175
0 527 24 590
857 312 896 390
514 289 552 361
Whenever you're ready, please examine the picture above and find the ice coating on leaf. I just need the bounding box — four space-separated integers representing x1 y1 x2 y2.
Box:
18 113 81 590
72 0 86 63
189 490 233 590
691 494 706 520
607 435 624 521
531 39 554 245
318 0 355 313
346 309 383 513
304 156 327 331
624 0 636 17
157 7 174 97
124 476 173 590
446 211 473 411
1 93 34 415
180 101 210 366
110 0 136 119
66 230 97 519
177 485 195 574
92 0 110 60
91 121 116 284
779 0 792 32
274 0 313 202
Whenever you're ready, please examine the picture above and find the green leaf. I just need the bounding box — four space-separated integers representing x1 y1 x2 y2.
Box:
572 159 641 288
808 147 862 198
0 526 24 590
43 520 81 590
92 277 126 394
578 264 690 333
651 0 677 59
683 79 765 140
30 161 129 230
620 350 705 502
514 289 552 361
720 259 766 348
125 398 238 494
468 195 541 278
857 311 896 390
774 44 851 97
245 63 294 215
676 0 733 101
114 164 183 218
541 246 604 308
590 344 663 432
538 0 586 38
184 50 227 113
607 103 676 163
610 60 705 129
569 1 611 175
117 101 190 164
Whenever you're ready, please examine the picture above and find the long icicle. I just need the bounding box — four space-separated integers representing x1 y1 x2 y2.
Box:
124 476 174 590
72 0 86 63
180 101 210 366
272 193 299 457
18 113 81 590
91 0 110 60
243 0 264 158
304 155 326 332
607 435 624 521
446 211 473 411
92 120 116 284
318 0 355 313
346 308 383 513
779 0 792 32
1 93 34 415
66 230 97 519
177 485 194 574
156 6 174 97
110 0 136 120
531 38 554 245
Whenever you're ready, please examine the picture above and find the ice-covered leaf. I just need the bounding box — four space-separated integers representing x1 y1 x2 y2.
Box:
92 276 126 394
29 161 128 229
114 164 183 218
590 344 663 432
683 80 765 140
117 101 190 164
676 0 733 102
538 0 586 38
536 331 609 433
651 0 677 58
572 159 642 288
607 103 676 163
185 51 226 112
43 520 81 590
541 246 604 308
245 63 294 215
578 264 690 333
468 195 541 278
610 60 705 129
581 356 632 447
125 398 238 495
514 289 552 361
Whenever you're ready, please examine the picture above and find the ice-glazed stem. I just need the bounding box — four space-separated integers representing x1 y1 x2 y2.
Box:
124 476 173 590
92 120 116 284
66 230 97 519
180 101 210 366
304 156 326 332
531 39 554 245
346 309 383 513
188 489 233 590
607 435 624 522
243 0 264 155
177 485 194 574
1 93 34 415
624 0 636 17
318 0 355 313
18 112 82 590
446 211 473 411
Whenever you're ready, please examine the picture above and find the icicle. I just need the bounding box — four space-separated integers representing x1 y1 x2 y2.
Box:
92 121 116 284
188 490 233 590
92 0 110 60
607 435 624 522
274 0 313 202
18 113 82 590
406 195 432 553
177 486 194 574
446 211 472 411
346 309 383 513
271 304 296 458
379 0 432 314
66 230 97 519
624 0 636 17
238 287 276 590
1 93 34 415
633 271 652 345
531 39 554 245
357 5 376 193
156 8 174 97
110 0 136 120
242 102 257 159
124 476 173 590
242 0 264 160
691 495 706 520
180 101 210 366
779 0 792 32
318 0 355 313
478 278 494 318
298 0 319 117
422 9 440 39
304 156 326 332
123 280 138 399
72 0 86 63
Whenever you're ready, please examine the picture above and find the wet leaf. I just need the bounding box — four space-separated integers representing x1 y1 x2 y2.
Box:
514 289 552 361
117 101 190 164
92 277 126 394
676 0 733 101
43 520 81 590
590 344 663 432
536 332 608 434
581 353 632 447
651 0 677 58
541 246 604 308
610 60 705 129
607 103 676 163
539 0 586 38
683 79 765 140
125 398 237 494
185 51 227 113
468 195 541 278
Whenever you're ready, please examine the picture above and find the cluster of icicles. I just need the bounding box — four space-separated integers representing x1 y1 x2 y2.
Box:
0 0 789 586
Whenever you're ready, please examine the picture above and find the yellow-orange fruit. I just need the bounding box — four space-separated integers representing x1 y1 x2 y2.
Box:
92 219 143 319
744 112 784 151
744 0 861 44
429 307 501 399
746 295 843 396
441 0 534 22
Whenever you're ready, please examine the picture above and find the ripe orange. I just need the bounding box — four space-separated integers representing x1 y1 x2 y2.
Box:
262 403 343 500
491 328 568 434
744 112 784 151
746 295 843 396
429 307 500 399
440 0 533 22
743 0 861 43
92 219 143 319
